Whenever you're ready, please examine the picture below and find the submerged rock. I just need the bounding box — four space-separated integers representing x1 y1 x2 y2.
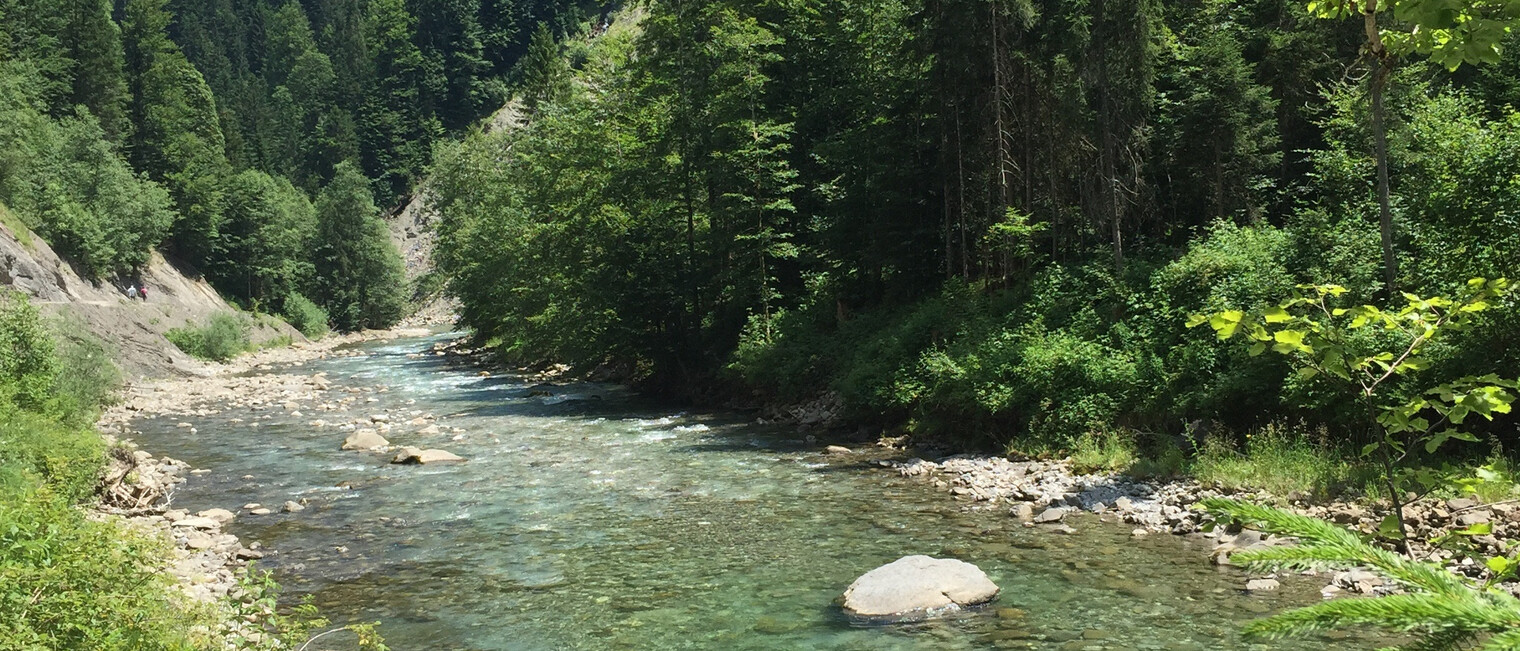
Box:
841 555 999 622
390 446 466 464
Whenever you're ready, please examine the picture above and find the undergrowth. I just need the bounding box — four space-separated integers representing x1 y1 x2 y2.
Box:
166 312 252 362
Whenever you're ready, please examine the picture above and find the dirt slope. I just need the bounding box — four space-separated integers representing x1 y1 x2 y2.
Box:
0 220 302 379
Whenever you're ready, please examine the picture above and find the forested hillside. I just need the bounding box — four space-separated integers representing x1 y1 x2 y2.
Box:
434 1 1520 463
0 0 598 332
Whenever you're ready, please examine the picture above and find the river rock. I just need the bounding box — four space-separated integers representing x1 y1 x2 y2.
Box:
283 501 305 513
342 430 391 451
1034 507 1067 523
390 446 466 464
197 508 236 524
1245 578 1280 592
173 516 222 530
825 445 852 455
841 555 1000 622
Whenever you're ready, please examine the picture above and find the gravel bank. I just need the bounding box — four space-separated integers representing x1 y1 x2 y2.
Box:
891 453 1520 597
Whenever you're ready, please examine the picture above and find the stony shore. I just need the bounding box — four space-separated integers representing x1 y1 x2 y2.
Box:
886 452 1520 598
92 327 435 648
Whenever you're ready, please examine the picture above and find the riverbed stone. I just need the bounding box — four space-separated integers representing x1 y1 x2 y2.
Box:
282 501 305 513
1035 507 1067 523
841 555 999 622
390 446 465 464
1245 578 1280 592
173 516 222 530
197 508 236 524
825 445 852 455
342 430 390 451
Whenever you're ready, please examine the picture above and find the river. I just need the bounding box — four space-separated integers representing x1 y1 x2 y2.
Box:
128 333 1367 650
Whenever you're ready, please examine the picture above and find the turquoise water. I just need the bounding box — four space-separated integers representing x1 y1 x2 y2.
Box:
130 334 1368 650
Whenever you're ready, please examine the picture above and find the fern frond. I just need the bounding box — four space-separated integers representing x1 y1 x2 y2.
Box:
1242 594 1513 639
1398 626 1481 651
1232 544 1369 572
1480 628 1520 651
1203 498 1471 597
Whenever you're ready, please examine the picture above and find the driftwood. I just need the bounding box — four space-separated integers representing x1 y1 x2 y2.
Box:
97 446 172 511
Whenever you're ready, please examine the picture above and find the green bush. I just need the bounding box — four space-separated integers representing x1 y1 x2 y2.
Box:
0 484 199 650
165 313 252 362
0 293 60 413
281 293 330 339
46 323 121 427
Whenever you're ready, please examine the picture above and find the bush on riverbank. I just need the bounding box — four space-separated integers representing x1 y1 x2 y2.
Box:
166 312 253 362
0 293 200 647
0 293 373 649
282 292 330 339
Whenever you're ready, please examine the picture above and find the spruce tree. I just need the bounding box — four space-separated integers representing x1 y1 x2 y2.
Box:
311 162 407 331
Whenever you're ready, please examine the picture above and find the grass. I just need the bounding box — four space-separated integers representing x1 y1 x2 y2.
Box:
1189 423 1372 500
1069 431 1140 474
1053 422 1380 501
0 202 35 251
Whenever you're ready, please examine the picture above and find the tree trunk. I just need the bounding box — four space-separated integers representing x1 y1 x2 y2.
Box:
1363 1 1398 292
1371 61 1397 292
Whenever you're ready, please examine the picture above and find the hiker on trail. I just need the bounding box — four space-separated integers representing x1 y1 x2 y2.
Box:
126 285 138 299
139 285 149 301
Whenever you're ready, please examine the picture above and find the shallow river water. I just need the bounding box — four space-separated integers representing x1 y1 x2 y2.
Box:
130 334 1370 651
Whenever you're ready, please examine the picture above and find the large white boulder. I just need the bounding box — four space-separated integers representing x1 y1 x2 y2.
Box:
841 555 999 622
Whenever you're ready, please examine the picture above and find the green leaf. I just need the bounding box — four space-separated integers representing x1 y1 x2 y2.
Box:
1185 314 1209 328
1210 311 1244 339
1263 306 1292 323
1296 366 1319 379
1272 329 1312 354
1361 442 1381 457
1456 522 1493 536
1378 513 1404 539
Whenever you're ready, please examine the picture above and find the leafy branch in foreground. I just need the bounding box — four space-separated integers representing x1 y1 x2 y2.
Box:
1204 498 1520 650
1189 279 1519 546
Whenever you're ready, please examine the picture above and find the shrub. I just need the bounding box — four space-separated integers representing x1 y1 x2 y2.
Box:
281 293 330 339
0 485 199 650
165 313 252 362
0 293 59 413
1205 499 1520 650
46 322 120 425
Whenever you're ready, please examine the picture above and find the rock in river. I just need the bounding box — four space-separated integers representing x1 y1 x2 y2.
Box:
342 430 390 451
841 555 999 622
391 446 466 464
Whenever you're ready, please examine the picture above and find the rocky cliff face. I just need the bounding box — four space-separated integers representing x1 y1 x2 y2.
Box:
0 219 301 379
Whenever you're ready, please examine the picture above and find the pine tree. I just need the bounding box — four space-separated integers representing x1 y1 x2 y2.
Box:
358 0 440 203
311 162 407 331
122 0 232 269
59 0 130 142
515 23 570 114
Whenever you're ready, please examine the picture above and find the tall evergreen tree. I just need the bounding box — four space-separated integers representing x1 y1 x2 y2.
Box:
122 0 232 269
60 0 131 142
359 0 440 202
311 162 406 330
